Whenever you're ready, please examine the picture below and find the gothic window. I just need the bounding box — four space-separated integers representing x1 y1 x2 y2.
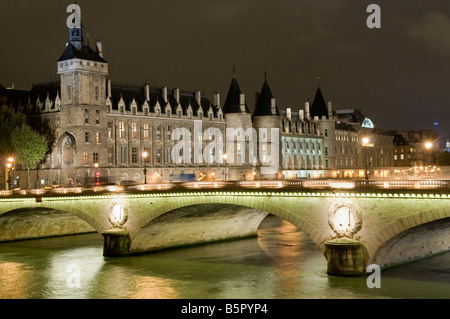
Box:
119 122 126 139
67 85 72 101
93 153 99 163
131 123 138 139
119 147 127 164
143 123 150 140
83 152 89 164
131 147 138 164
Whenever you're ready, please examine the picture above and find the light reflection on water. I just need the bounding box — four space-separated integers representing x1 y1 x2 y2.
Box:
0 215 449 299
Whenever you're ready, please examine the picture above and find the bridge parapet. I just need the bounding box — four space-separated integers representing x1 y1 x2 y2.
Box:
1 179 449 198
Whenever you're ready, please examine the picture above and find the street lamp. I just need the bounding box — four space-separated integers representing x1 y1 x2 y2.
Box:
142 151 148 184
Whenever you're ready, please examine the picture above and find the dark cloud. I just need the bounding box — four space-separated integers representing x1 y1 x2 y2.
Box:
408 12 450 55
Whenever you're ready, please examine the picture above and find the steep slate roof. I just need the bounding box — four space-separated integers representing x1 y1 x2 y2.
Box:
223 77 250 114
110 83 217 117
58 42 107 63
335 122 357 131
0 82 61 112
310 87 328 118
253 79 280 117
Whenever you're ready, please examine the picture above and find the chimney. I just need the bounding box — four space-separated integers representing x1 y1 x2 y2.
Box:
107 79 112 98
195 90 201 105
162 87 168 102
145 82 150 101
271 98 276 115
299 110 304 121
327 101 333 117
305 102 310 119
174 88 180 104
239 94 246 113
96 41 103 58
214 92 220 108
286 108 291 121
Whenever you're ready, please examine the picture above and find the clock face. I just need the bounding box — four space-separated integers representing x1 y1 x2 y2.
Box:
361 118 374 129
70 28 83 42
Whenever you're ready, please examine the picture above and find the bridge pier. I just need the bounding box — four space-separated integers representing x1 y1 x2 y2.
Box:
102 228 131 257
325 239 365 277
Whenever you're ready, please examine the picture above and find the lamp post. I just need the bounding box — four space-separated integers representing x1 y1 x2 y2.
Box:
6 162 12 190
362 137 369 180
142 151 148 184
425 142 432 166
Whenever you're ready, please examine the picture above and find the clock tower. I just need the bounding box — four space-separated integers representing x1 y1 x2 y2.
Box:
56 4 109 185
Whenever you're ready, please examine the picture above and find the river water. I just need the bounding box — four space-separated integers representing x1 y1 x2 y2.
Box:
0 215 449 299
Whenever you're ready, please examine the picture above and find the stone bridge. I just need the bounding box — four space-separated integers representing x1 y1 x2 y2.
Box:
0 180 449 276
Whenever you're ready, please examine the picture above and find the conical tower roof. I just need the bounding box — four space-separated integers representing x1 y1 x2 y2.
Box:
253 79 280 117
310 86 328 118
223 76 250 114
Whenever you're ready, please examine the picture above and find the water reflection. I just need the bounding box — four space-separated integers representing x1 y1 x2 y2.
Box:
0 215 449 299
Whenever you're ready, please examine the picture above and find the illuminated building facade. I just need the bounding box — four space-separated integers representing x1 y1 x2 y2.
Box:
0 7 396 188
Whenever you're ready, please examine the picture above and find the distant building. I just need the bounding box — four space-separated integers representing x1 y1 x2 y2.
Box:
390 130 439 167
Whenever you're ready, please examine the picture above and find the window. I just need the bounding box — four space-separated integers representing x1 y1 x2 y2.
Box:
132 123 138 139
119 122 126 139
156 125 161 140
83 152 89 164
95 86 99 101
108 122 113 139
84 109 89 124
156 148 162 164
120 106 124 114
67 85 72 101
325 147 328 156
166 148 172 164
400 154 404 160
93 153 99 163
144 108 149 116
131 147 138 164
85 132 89 143
96 132 100 143
119 147 127 164
143 123 150 140
325 129 328 137
132 107 137 115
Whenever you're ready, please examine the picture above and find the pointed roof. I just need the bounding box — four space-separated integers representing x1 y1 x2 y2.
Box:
253 79 280 117
222 77 250 114
58 42 107 63
310 86 328 118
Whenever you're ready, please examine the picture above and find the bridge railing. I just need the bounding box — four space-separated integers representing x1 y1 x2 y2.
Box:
356 180 450 189
1 179 449 197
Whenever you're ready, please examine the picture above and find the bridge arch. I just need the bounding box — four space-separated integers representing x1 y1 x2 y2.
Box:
0 201 109 242
128 195 328 255
367 206 450 268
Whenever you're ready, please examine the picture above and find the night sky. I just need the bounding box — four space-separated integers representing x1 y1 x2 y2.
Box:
1 1 449 145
